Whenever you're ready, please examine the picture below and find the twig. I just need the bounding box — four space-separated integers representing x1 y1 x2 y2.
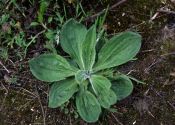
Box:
144 58 163 73
161 52 175 57
151 88 175 111
8 59 15 67
84 0 128 21
0 95 7 112
111 113 123 125
1 83 8 94
0 83 8 111
150 12 160 21
0 61 10 73
24 30 46 57
144 51 175 73
35 87 46 125
167 101 175 111
141 49 156 53
150 7 175 21
157 10 175 15
147 110 155 118
19 87 37 97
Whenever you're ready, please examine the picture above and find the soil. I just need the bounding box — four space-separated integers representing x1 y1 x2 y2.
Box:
0 0 175 125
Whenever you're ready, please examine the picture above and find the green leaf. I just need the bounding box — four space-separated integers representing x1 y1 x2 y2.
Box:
111 75 133 100
82 25 97 70
75 70 90 83
94 31 142 71
76 91 101 123
108 89 118 106
90 75 116 108
29 54 77 82
45 29 56 41
90 75 111 92
128 75 146 84
98 89 117 109
30 22 39 27
38 1 49 23
49 79 78 108
60 19 87 69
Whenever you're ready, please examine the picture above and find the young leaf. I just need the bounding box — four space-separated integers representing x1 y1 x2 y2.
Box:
29 54 77 82
82 25 97 70
128 75 146 84
90 75 116 108
60 19 87 69
49 79 78 108
93 31 142 71
38 0 49 23
75 70 89 83
98 89 117 109
76 91 101 123
30 22 39 27
107 89 118 106
90 75 111 92
111 75 133 100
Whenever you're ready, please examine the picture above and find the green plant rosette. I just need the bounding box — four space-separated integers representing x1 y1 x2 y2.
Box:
29 19 142 123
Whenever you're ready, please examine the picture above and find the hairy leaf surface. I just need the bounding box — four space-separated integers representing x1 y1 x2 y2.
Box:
90 75 116 108
112 75 133 100
97 89 117 109
90 75 111 92
49 79 78 108
76 91 101 122
29 54 77 82
82 25 97 70
75 70 90 83
108 90 118 105
60 19 87 69
94 31 141 71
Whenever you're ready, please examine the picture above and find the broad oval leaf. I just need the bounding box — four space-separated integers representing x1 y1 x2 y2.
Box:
90 75 116 108
82 25 97 70
93 31 142 71
49 79 78 108
108 89 118 105
60 19 87 69
76 91 101 123
111 75 133 100
29 54 77 82
90 75 111 93
97 89 117 109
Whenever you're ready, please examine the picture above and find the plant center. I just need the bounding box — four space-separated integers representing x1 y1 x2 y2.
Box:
75 70 91 83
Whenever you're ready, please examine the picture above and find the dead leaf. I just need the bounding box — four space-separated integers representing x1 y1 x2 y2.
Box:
67 0 75 4
171 0 175 4
170 72 175 77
